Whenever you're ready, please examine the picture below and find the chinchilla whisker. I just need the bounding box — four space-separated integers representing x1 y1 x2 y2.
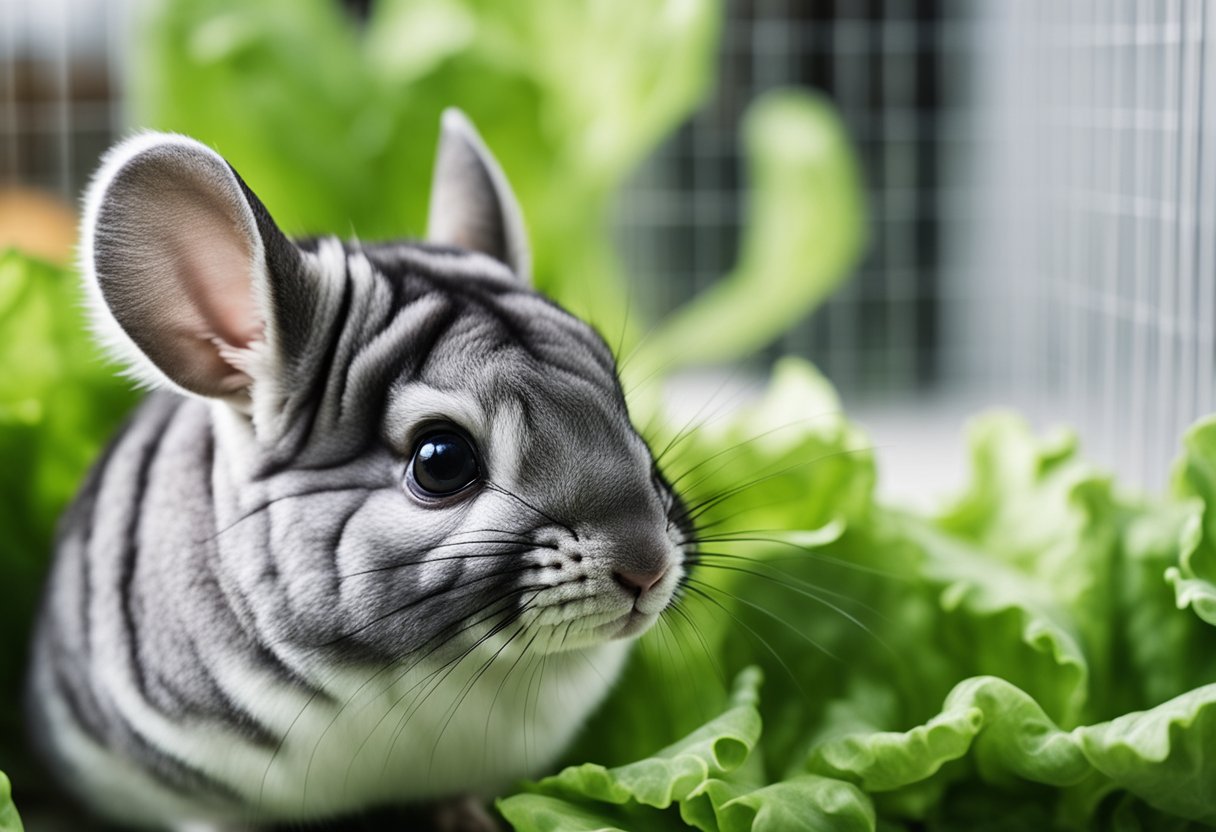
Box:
648 368 749 468
312 589 541 800
323 583 542 788
336 615 509 797
680 444 877 521
260 675 333 813
685 578 842 665
430 617 534 781
688 540 903 580
568 642 610 688
653 614 711 724
613 310 660 375
669 614 719 725
342 589 541 792
688 555 885 617
609 289 634 365
424 619 533 787
448 526 545 541
685 556 891 634
481 624 539 782
681 445 878 525
271 589 515 812
665 411 848 491
620 353 681 402
318 564 540 648
196 484 376 542
482 480 579 540
517 637 547 771
663 601 726 689
639 609 695 723
681 584 813 697
336 544 537 580
527 640 553 769
199 484 377 543
645 384 740 471
680 513 801 539
326 533 553 590
423 537 545 551
485 629 540 754
382 588 546 770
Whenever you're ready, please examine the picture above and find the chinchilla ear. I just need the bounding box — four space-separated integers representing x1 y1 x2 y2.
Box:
426 108 531 281
82 132 311 414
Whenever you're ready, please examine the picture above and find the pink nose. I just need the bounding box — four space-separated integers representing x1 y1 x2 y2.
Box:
613 568 667 596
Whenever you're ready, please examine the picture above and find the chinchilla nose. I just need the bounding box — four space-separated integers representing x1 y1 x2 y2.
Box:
613 567 668 597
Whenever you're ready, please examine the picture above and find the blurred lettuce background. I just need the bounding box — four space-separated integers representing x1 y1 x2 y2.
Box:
4 1 1216 831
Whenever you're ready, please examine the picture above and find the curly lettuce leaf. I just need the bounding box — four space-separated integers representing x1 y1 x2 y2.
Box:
529 667 761 809
680 776 875 832
1166 416 1216 625
499 669 763 830
805 674 1216 827
505 669 882 832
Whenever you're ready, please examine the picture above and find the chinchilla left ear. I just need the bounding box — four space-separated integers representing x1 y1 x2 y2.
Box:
81 132 317 431
426 108 531 282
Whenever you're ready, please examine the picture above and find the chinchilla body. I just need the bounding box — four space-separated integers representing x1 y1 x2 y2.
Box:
26 112 689 830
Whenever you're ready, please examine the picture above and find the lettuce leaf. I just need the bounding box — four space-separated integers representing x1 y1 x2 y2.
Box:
0 252 136 777
1166 416 1216 625
0 771 22 832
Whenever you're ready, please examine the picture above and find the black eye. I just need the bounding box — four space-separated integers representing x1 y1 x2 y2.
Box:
407 430 481 500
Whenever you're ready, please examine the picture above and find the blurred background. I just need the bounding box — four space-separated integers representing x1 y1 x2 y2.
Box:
3 0 1214 498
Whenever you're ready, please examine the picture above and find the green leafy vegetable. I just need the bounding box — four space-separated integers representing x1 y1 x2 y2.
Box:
629 91 866 380
0 251 136 779
0 771 22 832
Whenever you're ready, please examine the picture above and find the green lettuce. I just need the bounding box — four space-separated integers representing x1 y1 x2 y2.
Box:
0 251 136 786
0 771 21 832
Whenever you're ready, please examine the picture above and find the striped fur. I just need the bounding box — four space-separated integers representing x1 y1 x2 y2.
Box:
27 117 690 830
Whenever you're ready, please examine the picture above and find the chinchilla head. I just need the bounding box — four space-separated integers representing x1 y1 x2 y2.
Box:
80 110 691 666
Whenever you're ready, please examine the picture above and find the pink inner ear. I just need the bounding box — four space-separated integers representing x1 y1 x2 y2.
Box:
173 217 264 350
111 174 268 399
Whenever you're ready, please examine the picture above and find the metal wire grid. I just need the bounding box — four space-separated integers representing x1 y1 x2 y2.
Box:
942 0 1216 487
0 0 127 198
616 0 944 401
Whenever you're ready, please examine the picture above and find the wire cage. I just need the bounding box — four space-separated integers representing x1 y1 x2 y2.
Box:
3 0 1216 492
624 0 1216 492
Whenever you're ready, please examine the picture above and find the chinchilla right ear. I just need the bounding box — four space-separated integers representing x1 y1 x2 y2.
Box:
81 132 319 433
427 108 532 282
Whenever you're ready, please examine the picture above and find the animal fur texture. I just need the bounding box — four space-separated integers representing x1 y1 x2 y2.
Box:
26 110 690 830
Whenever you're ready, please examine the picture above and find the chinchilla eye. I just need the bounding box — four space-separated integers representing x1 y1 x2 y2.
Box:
407 430 481 500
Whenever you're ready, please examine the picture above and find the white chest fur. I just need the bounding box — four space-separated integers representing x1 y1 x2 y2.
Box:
255 636 630 819
43 635 630 829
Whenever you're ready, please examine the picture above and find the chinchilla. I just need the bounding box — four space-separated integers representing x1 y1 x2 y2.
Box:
25 109 691 831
